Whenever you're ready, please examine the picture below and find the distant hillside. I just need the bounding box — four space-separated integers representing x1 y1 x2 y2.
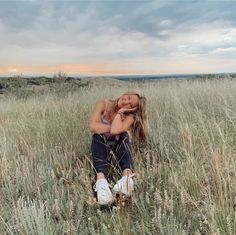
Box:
110 73 236 81
1 73 236 98
0 75 90 98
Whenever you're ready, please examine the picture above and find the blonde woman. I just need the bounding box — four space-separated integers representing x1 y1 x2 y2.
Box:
89 91 148 205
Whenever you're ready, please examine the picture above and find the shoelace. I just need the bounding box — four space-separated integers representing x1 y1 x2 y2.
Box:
122 173 137 183
118 174 136 192
93 182 112 192
129 173 137 178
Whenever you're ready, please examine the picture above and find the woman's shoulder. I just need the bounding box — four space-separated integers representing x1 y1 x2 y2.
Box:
94 99 113 111
93 99 106 112
104 99 114 110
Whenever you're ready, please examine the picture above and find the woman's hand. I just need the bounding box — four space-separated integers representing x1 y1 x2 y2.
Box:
116 107 137 121
110 110 135 135
118 107 137 114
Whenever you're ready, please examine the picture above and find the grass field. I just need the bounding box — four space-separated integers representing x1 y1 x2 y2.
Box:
1 76 236 234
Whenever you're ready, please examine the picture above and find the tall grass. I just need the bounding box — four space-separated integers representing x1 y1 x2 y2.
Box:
1 78 236 234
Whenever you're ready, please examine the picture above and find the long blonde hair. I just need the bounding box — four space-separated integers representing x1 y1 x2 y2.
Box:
110 91 148 142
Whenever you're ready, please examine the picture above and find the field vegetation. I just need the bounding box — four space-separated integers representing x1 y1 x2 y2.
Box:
0 75 236 234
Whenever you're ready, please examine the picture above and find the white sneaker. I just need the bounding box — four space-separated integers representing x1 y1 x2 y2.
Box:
112 175 134 196
94 179 114 205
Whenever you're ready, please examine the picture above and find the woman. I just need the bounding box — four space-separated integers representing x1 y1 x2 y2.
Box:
89 91 148 205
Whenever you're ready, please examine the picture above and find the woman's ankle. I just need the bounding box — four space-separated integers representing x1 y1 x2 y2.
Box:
122 168 132 176
96 172 105 180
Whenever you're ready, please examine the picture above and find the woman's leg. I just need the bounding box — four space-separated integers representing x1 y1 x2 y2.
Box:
114 132 133 175
91 134 110 180
91 134 114 205
112 132 135 196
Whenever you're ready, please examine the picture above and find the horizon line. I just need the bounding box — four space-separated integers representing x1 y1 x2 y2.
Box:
0 71 236 78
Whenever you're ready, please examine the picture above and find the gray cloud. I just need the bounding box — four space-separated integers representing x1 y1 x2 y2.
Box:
0 1 42 30
0 0 236 72
1 0 236 40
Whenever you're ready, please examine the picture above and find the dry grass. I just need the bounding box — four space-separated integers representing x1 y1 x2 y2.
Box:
1 77 236 234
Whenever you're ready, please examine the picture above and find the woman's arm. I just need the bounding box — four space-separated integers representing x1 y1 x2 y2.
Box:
89 100 111 134
110 111 135 135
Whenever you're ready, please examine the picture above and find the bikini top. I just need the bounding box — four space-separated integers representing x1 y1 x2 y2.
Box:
100 110 110 125
100 110 116 140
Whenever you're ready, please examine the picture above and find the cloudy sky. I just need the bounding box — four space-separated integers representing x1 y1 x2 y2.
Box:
0 0 236 75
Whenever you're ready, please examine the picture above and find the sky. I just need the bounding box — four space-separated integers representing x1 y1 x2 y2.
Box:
0 0 236 76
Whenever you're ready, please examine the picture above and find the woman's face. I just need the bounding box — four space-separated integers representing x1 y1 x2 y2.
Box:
117 94 139 109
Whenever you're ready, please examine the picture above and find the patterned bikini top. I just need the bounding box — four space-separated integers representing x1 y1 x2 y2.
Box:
100 110 110 125
100 110 116 140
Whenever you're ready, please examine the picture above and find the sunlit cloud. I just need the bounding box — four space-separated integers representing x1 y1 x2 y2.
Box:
211 47 236 54
7 68 18 72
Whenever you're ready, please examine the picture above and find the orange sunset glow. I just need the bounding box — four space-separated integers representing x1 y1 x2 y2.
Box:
1 56 236 76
